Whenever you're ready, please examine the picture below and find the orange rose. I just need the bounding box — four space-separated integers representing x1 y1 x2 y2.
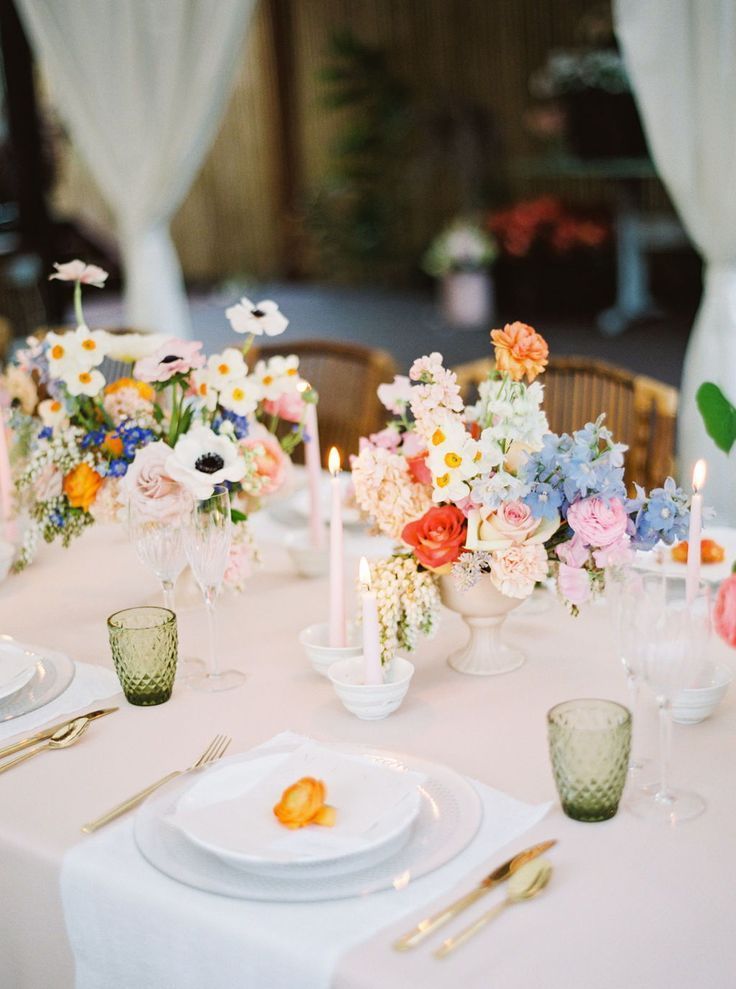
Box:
104 377 155 401
273 777 336 829
103 432 124 457
491 322 549 382
63 463 103 511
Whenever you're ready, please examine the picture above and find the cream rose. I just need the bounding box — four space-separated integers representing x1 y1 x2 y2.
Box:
123 441 193 522
465 501 559 551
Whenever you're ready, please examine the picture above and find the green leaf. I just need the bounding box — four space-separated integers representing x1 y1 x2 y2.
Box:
230 509 247 524
696 382 736 454
152 404 164 424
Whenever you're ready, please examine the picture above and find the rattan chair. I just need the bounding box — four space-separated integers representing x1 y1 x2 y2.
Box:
251 339 397 467
452 355 678 490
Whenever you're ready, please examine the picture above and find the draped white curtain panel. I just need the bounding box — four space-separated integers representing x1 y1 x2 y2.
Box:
17 0 255 338
615 0 736 523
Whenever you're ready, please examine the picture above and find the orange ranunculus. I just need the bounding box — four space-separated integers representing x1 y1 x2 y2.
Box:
273 777 336 830
103 432 124 457
63 463 103 511
490 322 549 382
104 377 155 401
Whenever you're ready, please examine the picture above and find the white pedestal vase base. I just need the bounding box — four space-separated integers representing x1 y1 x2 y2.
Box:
439 574 525 677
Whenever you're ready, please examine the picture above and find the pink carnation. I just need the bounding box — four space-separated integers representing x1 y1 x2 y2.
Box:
714 575 736 648
263 392 305 424
567 496 628 548
134 339 205 383
558 563 591 606
123 441 193 522
489 542 548 599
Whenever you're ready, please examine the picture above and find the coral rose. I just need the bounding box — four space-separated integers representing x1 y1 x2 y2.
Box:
714 575 736 648
273 777 336 829
402 504 467 572
63 463 103 511
491 322 549 382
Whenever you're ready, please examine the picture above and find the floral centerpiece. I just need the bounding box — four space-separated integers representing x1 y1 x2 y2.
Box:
422 218 497 328
351 322 690 671
5 260 316 586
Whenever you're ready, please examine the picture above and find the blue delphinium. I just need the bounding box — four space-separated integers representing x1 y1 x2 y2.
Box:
213 409 249 440
628 478 690 550
38 426 52 441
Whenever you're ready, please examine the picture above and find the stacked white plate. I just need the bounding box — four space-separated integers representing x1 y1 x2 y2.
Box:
136 737 483 901
0 637 76 722
634 525 736 585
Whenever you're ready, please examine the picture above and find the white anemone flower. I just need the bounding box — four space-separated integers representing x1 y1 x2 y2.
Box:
207 348 247 387
64 366 106 398
225 297 288 337
218 377 262 417
49 260 108 287
166 426 247 500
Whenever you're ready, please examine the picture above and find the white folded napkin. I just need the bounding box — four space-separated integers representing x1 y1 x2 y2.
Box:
0 661 120 744
171 741 425 862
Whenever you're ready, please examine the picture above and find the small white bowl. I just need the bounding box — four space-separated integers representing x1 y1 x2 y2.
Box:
285 531 329 578
298 622 363 677
0 540 14 582
328 655 414 720
673 664 733 725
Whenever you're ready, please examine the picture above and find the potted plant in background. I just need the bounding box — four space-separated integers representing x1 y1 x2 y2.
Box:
422 218 497 329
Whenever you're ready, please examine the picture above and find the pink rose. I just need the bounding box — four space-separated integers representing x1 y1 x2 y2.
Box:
557 563 591 606
123 441 193 522
566 496 628 548
593 535 634 568
557 533 589 568
714 575 736 648
241 423 290 496
263 392 305 424
134 338 205 383
487 501 539 541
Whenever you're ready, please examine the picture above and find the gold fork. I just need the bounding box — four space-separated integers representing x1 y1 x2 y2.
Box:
81 734 231 834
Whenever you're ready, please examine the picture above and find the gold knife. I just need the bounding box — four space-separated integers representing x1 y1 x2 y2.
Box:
0 708 118 762
393 838 557 951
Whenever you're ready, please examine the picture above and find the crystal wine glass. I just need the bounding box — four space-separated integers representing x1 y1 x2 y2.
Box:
128 503 187 612
628 574 710 824
183 485 245 692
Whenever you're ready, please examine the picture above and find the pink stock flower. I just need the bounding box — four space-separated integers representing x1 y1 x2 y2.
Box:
240 423 290 496
714 575 736 648
377 375 413 413
123 442 193 522
49 259 108 287
557 563 591 606
557 533 589 568
567 496 628 548
593 535 634 568
263 391 305 424
134 339 205 383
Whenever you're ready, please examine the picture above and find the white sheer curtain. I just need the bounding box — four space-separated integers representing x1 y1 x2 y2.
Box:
17 0 255 337
615 0 736 522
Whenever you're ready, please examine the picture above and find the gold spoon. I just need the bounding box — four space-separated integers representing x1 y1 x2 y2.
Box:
0 717 91 775
434 858 553 958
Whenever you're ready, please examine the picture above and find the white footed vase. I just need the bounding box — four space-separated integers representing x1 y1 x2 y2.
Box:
439 574 525 676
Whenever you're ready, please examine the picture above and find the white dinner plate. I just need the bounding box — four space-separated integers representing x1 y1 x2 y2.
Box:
0 637 76 723
634 525 736 585
135 740 483 901
169 746 422 877
0 641 36 701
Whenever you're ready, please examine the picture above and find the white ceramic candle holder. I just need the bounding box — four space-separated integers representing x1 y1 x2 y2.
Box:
298 621 362 677
672 664 732 724
328 655 414 720
285 531 329 578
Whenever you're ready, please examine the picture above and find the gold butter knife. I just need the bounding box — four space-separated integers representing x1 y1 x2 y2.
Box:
393 838 557 951
0 707 118 762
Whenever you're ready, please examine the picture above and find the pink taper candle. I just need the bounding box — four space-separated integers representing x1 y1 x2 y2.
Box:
0 409 13 542
359 557 383 685
301 387 324 550
686 459 706 606
328 447 346 647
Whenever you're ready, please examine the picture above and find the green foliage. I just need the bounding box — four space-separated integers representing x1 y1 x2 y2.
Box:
696 382 736 454
230 509 248 524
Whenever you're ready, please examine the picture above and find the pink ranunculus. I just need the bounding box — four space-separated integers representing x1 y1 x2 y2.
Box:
134 338 206 383
557 563 591 606
566 496 628 548
714 575 736 648
123 441 193 522
593 535 634 569
241 423 290 496
557 533 590 569
263 392 306 424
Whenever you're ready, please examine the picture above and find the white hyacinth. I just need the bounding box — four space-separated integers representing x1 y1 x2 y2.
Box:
359 555 440 666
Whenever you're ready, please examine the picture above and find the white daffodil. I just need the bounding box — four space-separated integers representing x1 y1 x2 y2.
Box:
49 260 108 287
225 297 288 337
64 366 106 398
73 325 108 368
166 425 247 500
191 368 218 412
207 348 247 387
97 331 167 362
46 331 82 376
38 398 68 427
252 355 300 400
218 377 262 417
424 420 479 502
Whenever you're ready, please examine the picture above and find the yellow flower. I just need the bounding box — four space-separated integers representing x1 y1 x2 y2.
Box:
63 463 103 511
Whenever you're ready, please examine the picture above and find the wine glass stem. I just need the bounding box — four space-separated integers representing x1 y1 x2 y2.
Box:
657 699 672 800
204 588 219 678
162 580 175 613
626 673 643 766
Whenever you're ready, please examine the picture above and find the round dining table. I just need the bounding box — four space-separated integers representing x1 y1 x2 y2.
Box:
1 503 735 989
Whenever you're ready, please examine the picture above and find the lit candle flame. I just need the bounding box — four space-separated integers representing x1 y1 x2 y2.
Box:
328 446 341 476
359 556 371 590
692 459 707 492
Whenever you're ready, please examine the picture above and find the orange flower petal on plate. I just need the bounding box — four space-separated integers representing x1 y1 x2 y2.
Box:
273 777 336 829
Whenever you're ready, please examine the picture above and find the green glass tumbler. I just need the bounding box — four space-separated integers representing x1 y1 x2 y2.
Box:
107 606 178 706
547 699 632 822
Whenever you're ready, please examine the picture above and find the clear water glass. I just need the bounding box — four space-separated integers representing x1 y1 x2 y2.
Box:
128 503 187 612
183 485 245 692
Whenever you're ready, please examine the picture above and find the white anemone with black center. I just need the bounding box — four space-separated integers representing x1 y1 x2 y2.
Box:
165 425 247 500
224 296 289 337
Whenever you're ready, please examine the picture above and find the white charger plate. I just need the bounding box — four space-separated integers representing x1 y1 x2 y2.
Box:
169 748 422 878
0 637 76 723
634 525 736 585
135 741 482 901
0 641 36 701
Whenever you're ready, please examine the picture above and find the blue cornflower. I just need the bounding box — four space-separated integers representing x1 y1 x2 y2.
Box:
38 426 53 440
108 459 128 478
49 510 65 528
81 428 106 449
